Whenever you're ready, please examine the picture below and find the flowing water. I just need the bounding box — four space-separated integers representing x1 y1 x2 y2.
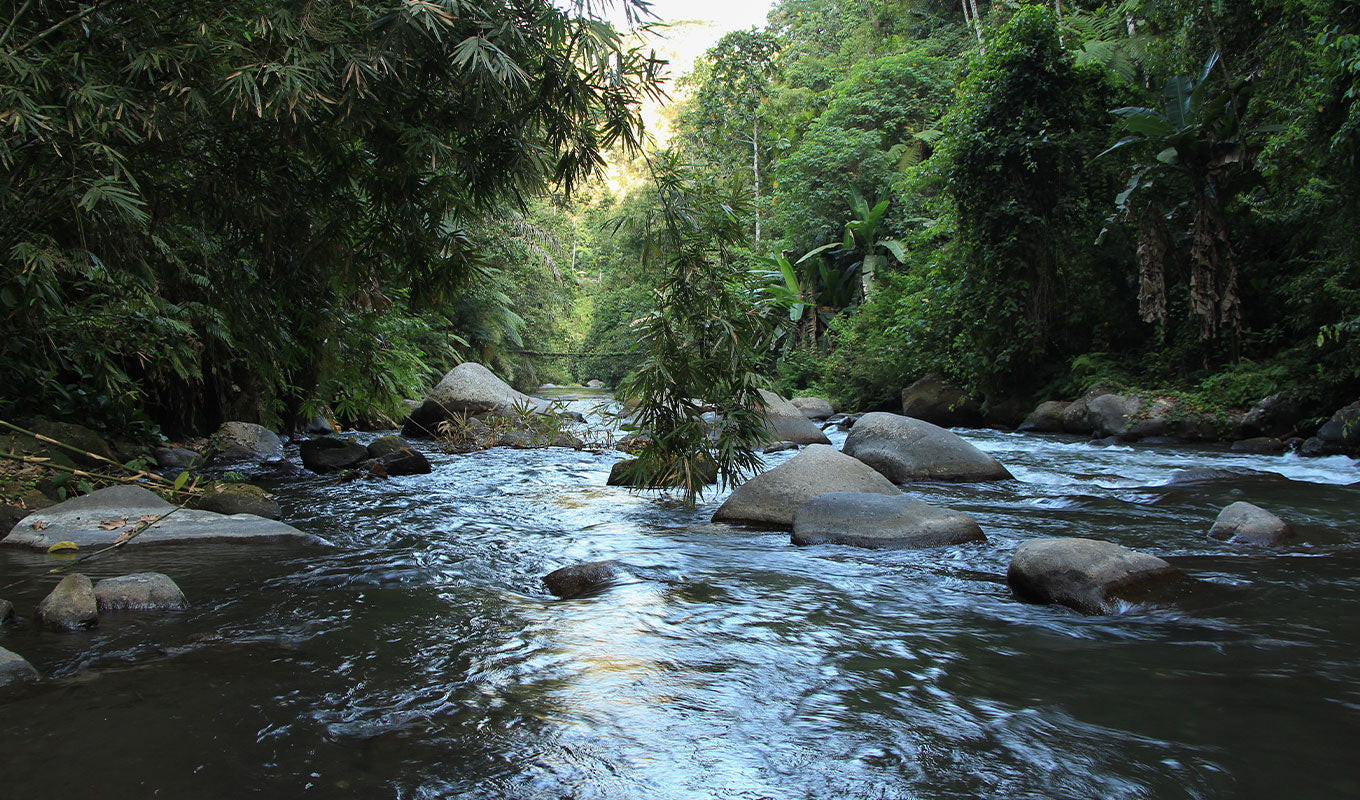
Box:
2 390 1358 799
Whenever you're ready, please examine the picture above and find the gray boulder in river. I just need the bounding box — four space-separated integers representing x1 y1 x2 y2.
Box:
207 421 284 464
0 647 40 686
1 485 322 550
843 412 1012 483
900 374 983 428
404 362 550 437
186 482 281 519
1301 400 1360 457
712 444 899 529
36 573 98 630
94 572 188 612
543 560 628 599
791 492 985 549
1007 537 1189 615
1018 401 1070 433
758 390 831 445
300 436 370 472
1208 501 1296 546
791 396 835 420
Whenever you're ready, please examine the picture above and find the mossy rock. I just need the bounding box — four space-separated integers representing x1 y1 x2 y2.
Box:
186 482 281 519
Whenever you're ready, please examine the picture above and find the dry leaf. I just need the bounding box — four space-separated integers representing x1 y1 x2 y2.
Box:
112 530 133 545
31 519 48 530
136 514 160 525
99 518 127 530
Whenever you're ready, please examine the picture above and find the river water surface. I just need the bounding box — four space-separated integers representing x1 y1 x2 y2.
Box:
2 390 1358 799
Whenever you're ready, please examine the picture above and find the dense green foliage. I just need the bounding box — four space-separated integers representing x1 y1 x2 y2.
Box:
5 0 1359 447
0 0 659 434
640 0 1360 418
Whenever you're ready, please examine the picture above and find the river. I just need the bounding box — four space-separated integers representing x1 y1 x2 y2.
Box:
1 389 1357 799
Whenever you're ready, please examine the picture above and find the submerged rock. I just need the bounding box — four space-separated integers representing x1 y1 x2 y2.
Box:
300 436 370 473
607 457 717 488
208 422 284 465
712 444 899 529
1230 437 1288 455
1 485 321 550
543 560 628 598
1 597 14 624
1018 400 1071 433
36 573 98 630
0 647 40 686
1208 501 1296 546
94 572 188 612
791 492 985 549
842 412 1012 483
1007 537 1189 615
758 390 831 445
791 396 835 420
900 374 983 428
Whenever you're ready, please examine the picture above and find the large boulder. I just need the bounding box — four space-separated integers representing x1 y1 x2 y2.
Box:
1007 538 1189 615
758 390 831 445
300 436 370 472
900 374 983 428
11 418 115 469
1018 401 1071 433
712 444 899 529
36 573 98 630
1086 393 1145 439
403 362 549 437
208 421 284 464
543 560 628 599
1208 501 1296 546
1237 392 1302 439
154 447 204 472
94 572 188 612
0 647 40 686
1 485 322 550
186 482 281 519
791 396 835 420
1060 387 1115 435
1301 400 1360 457
1087 393 1222 442
842 412 1012 483
791 492 985 549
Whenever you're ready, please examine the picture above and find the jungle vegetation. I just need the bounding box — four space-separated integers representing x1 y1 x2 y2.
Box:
3 0 1358 470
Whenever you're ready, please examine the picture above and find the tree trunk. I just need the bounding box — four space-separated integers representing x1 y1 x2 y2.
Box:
861 252 880 301
968 0 985 54
752 115 761 245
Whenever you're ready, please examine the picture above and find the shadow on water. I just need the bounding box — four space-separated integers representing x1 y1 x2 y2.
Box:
1 419 1357 799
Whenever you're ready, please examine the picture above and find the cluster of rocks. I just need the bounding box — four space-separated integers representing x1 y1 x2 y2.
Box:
578 402 1308 617
1 571 186 687
894 373 1360 458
